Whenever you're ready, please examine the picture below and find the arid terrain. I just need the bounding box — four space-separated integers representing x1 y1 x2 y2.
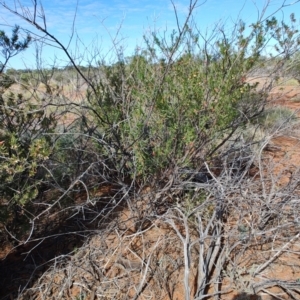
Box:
1 78 300 300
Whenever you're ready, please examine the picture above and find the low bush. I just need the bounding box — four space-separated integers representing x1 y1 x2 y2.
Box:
259 106 297 131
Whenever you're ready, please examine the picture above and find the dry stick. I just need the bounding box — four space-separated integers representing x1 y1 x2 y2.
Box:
207 220 223 272
254 231 300 276
132 237 161 300
197 163 226 298
253 281 300 299
33 162 97 220
196 214 206 296
194 237 230 300
165 208 191 300
196 222 223 299
212 242 228 300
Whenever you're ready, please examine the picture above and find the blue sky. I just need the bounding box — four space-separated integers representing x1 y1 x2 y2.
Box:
0 0 300 69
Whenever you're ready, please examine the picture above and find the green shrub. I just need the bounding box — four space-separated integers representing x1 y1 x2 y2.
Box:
0 91 57 206
0 26 57 219
84 22 272 179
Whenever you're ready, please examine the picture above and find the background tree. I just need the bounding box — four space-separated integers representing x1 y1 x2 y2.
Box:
0 25 31 73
